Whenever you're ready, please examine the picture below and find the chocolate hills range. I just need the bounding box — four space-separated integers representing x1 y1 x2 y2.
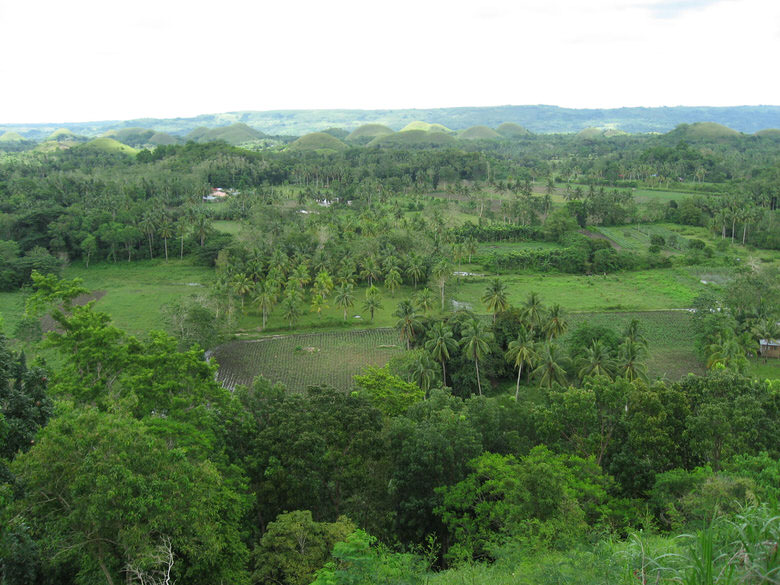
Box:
2 105 780 141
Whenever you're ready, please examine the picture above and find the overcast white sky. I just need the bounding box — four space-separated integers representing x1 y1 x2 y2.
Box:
0 0 778 124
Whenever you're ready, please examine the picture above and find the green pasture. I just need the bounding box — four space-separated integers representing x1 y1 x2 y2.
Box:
212 220 243 235
748 357 780 380
451 267 702 313
64 260 214 337
595 223 697 251
631 188 693 203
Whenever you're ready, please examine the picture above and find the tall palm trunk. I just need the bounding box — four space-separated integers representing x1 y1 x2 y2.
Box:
515 364 523 401
475 359 482 396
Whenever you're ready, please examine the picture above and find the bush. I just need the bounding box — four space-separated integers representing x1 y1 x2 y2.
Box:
688 238 706 250
650 234 666 247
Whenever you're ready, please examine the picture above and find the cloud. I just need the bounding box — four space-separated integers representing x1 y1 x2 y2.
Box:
640 0 729 18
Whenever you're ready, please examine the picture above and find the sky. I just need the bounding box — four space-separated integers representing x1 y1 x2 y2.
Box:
0 0 778 124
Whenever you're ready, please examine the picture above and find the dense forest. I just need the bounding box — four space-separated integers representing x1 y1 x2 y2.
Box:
1 120 779 584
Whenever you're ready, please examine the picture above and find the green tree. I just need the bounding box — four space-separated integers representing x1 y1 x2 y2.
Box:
414 287 434 315
522 291 545 332
354 365 425 417
253 511 355 585
459 318 494 396
385 267 402 296
80 234 97 268
544 303 568 341
254 280 277 330
425 321 458 386
577 339 617 381
505 329 538 400
531 342 570 388
12 407 249 585
362 286 383 322
481 278 508 321
394 300 421 351
334 284 355 321
281 296 301 329
432 259 451 310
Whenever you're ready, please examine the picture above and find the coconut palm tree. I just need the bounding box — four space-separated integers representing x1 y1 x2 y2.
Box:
617 339 647 382
531 342 570 388
411 352 438 394
385 268 402 296
253 281 277 330
334 284 355 321
706 328 748 372
505 329 538 400
460 318 494 396
425 321 457 386
465 236 478 263
281 296 301 329
360 256 380 287
522 292 545 332
544 304 568 341
577 340 617 381
394 300 421 351
158 216 173 261
432 259 451 310
415 288 435 315
362 293 383 322
406 254 425 289
482 278 509 321
231 273 253 311
622 318 648 348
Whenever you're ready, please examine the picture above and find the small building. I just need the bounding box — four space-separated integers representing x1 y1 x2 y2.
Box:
759 339 780 359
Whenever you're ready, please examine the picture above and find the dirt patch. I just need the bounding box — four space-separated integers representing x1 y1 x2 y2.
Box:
578 229 622 250
39 291 107 333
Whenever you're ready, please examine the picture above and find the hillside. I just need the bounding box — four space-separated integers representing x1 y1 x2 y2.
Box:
288 132 349 152
346 123 394 143
368 129 457 148
496 122 531 137
459 125 501 140
185 122 266 145
4 105 780 138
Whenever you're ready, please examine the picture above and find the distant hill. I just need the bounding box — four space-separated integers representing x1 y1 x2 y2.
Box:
288 132 349 152
400 121 455 134
48 128 77 141
663 122 741 141
368 130 457 148
78 137 138 155
0 131 25 143
185 123 265 145
346 124 395 144
2 105 780 138
459 125 501 140
496 122 531 138
755 128 780 139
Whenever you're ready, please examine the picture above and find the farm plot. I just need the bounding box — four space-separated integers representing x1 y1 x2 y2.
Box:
211 328 404 392
595 224 689 251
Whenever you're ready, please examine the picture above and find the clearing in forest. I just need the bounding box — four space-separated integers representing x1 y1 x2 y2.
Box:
211 328 403 392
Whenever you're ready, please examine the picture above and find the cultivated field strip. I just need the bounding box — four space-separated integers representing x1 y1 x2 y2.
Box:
211 328 403 392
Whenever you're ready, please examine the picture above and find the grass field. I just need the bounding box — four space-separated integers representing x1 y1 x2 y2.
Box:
211 328 403 392
476 241 564 254
595 223 696 251
212 220 242 235
452 267 702 313
0 260 216 340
